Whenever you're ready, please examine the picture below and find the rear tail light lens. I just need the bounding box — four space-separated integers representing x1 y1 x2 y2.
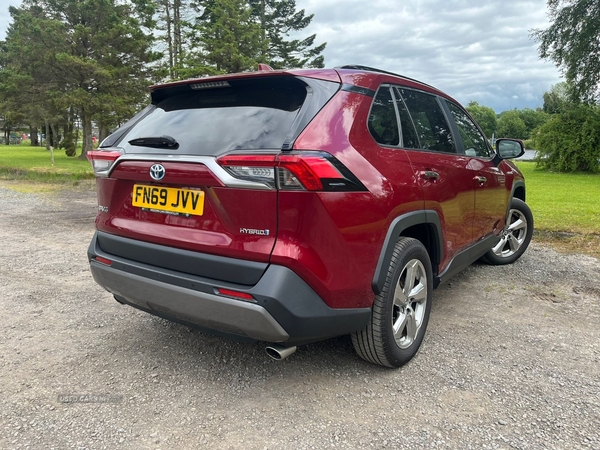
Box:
217 152 366 192
86 150 123 176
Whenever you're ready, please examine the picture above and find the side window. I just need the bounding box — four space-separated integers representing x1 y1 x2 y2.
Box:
446 102 493 158
398 88 456 153
368 87 399 146
393 88 420 149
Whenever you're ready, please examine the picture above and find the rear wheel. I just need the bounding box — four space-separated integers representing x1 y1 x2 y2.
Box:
482 198 533 265
352 238 433 368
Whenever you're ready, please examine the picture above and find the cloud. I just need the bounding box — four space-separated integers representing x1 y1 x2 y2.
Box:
296 0 562 111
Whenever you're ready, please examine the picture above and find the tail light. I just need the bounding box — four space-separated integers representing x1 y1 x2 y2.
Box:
216 152 367 192
86 149 123 177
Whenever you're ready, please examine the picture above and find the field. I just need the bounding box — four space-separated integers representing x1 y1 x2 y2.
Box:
0 145 93 181
515 161 600 256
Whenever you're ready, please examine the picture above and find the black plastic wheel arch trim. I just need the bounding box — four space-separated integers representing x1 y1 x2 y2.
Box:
372 211 443 295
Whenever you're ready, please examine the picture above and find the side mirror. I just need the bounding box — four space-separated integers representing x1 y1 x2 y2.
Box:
496 138 525 159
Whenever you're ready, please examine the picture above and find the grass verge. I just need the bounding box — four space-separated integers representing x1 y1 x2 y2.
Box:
0 145 94 182
515 161 600 257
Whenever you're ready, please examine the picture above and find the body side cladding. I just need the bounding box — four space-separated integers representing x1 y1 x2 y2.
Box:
436 234 500 286
372 210 443 295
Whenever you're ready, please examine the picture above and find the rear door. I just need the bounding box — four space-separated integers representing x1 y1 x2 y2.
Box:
94 76 336 264
395 87 476 269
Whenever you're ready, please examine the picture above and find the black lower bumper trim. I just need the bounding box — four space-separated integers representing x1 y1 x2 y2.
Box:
88 232 371 345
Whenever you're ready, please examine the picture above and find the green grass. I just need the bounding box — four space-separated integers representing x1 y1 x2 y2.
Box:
0 145 94 181
515 162 600 235
0 147 597 254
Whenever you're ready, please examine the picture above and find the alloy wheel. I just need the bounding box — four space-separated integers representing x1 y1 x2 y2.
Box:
492 208 528 259
392 259 428 349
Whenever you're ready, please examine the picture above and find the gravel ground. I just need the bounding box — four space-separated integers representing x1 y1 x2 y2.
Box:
0 183 599 450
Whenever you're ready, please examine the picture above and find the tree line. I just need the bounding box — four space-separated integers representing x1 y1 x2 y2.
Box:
466 0 600 173
0 0 325 157
467 81 600 173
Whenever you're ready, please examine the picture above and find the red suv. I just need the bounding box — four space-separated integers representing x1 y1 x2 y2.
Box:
87 65 533 368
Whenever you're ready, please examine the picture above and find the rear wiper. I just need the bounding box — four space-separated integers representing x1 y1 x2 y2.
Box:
128 135 179 149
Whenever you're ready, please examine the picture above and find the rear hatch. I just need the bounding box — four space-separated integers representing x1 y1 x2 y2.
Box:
89 72 341 276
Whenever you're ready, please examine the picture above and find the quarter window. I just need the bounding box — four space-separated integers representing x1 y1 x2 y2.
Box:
398 89 456 153
446 102 493 158
368 87 400 146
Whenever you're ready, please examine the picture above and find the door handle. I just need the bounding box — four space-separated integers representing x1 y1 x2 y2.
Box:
474 176 487 184
421 170 439 180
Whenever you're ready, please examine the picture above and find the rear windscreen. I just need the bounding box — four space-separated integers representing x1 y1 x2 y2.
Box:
119 77 308 155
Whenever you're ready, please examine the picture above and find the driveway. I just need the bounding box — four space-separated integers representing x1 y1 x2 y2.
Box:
0 183 598 449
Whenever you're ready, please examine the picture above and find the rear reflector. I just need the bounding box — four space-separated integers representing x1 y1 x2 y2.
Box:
94 256 113 266
217 288 255 302
216 152 366 192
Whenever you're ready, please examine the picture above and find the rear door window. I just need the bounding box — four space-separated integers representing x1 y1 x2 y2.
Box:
397 88 456 154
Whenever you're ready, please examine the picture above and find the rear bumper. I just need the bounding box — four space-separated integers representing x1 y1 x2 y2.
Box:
88 232 370 345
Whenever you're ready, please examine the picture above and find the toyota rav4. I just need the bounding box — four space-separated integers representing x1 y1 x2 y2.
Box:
87 65 533 368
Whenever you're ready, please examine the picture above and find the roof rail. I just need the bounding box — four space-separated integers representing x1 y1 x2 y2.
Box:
335 65 435 90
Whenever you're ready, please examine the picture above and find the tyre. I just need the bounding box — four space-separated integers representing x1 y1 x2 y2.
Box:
482 198 533 265
352 237 433 368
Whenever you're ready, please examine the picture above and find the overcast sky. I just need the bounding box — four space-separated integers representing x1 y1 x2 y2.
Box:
0 0 562 112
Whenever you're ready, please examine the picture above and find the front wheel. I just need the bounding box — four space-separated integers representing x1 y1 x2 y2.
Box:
482 198 533 265
352 238 433 368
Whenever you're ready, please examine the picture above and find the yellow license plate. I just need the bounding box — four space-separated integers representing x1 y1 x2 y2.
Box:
132 185 205 216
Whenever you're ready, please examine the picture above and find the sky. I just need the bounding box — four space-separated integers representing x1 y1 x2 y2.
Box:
0 0 563 112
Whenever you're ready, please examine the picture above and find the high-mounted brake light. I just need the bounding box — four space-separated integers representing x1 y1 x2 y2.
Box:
216 152 367 192
87 150 123 176
190 81 230 90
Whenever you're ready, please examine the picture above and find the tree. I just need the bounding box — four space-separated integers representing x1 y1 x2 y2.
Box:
190 0 261 74
249 0 326 69
0 5 66 149
542 82 576 114
466 101 497 138
182 0 326 77
536 105 600 172
497 110 528 140
532 0 600 101
518 108 549 138
155 0 192 79
1 0 160 158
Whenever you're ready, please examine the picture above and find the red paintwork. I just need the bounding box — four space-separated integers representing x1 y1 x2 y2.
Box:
94 68 525 311
96 162 277 262
112 161 225 187
404 150 476 269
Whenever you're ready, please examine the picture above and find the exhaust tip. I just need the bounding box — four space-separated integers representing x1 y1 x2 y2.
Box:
265 344 297 360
